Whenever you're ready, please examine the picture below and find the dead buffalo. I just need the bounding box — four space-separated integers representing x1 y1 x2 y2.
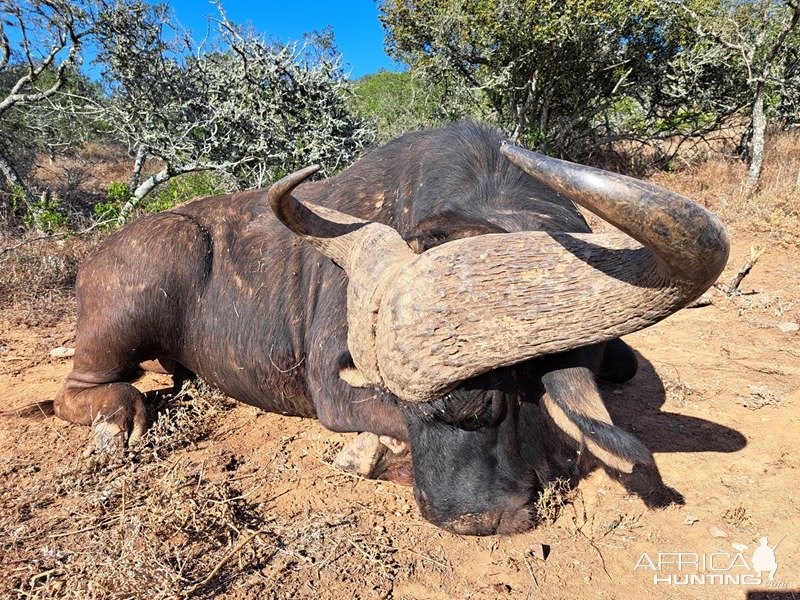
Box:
55 122 728 535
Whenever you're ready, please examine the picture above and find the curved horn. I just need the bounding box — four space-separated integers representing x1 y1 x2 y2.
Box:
267 167 415 387
500 144 729 288
268 151 729 405
371 144 730 402
268 165 369 272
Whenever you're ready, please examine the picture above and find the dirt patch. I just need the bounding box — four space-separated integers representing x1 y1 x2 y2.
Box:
1 222 799 597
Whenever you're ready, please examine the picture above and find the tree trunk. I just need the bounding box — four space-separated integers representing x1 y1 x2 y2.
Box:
745 89 766 196
119 164 213 224
118 167 172 224
129 145 147 192
0 150 35 216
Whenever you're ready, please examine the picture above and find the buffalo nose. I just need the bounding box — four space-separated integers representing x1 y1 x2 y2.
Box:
440 505 534 536
415 490 535 536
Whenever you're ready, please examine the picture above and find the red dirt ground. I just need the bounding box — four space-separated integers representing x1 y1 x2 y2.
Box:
1 229 798 598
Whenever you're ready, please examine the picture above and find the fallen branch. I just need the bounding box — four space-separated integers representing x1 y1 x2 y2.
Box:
717 244 765 296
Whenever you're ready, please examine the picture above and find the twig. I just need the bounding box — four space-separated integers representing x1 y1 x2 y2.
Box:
387 545 450 570
718 245 765 295
46 516 122 539
183 528 262 596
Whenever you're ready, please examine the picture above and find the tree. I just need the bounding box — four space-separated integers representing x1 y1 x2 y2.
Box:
379 0 702 158
350 70 451 142
670 0 800 193
92 4 373 222
0 0 95 221
379 0 800 174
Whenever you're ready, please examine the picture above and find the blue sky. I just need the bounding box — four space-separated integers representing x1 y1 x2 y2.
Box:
166 0 404 78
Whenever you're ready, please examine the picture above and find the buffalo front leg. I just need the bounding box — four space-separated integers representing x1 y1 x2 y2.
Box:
55 367 149 454
332 432 413 485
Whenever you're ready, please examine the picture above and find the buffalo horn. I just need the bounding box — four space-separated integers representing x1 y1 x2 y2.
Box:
268 146 729 404
267 166 416 387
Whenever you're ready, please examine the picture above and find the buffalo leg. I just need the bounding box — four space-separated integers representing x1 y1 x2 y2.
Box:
55 314 153 451
55 373 148 452
55 212 211 452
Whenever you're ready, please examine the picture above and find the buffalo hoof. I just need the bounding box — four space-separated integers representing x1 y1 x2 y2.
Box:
84 409 147 457
332 432 412 485
333 432 386 477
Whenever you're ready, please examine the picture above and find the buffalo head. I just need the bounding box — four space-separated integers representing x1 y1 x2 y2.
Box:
268 139 728 535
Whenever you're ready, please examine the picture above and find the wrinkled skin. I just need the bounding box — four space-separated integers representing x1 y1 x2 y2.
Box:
56 123 640 535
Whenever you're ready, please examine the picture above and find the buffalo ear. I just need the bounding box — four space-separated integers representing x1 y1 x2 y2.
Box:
541 393 636 473
339 366 370 388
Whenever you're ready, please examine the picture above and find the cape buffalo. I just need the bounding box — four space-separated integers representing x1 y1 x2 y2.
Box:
54 122 728 535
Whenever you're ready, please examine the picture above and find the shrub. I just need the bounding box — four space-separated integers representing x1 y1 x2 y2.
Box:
144 171 229 213
23 194 68 234
93 181 131 225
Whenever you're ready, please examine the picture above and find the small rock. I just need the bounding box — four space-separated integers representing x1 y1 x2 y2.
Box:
332 432 385 477
528 543 550 561
687 292 713 308
481 583 511 594
710 524 729 538
684 514 699 525
732 542 748 552
777 321 799 333
50 346 75 359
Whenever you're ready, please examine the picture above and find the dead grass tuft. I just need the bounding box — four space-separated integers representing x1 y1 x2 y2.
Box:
535 478 575 525
138 380 232 460
741 384 782 410
723 504 754 528
0 232 103 325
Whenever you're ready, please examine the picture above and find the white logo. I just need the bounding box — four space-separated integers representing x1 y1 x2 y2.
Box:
751 537 780 581
634 536 788 586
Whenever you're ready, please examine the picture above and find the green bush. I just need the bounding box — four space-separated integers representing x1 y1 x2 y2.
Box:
23 194 68 234
93 181 131 226
144 171 228 213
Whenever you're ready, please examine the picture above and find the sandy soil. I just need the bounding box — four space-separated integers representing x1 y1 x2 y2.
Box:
1 230 798 599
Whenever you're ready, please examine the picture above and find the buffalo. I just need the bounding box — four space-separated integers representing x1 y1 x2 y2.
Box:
54 122 728 535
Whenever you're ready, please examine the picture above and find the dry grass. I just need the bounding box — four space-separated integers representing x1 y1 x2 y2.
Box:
0 232 103 326
0 381 417 599
648 129 800 246
534 478 574 525
723 504 754 529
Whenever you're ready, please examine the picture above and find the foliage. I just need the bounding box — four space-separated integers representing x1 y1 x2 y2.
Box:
92 181 130 224
379 0 678 155
93 171 228 225
351 70 460 142
0 0 101 227
92 2 373 221
378 0 800 169
1 0 374 231
667 0 800 191
0 64 103 156
23 193 68 233
143 171 229 213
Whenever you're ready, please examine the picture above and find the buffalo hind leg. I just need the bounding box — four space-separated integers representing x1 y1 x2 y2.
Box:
54 211 210 453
